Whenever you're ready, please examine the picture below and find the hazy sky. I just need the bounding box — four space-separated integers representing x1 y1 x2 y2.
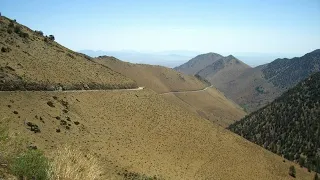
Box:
2 0 320 54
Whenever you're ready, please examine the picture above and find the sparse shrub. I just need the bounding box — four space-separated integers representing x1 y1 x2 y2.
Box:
35 30 44 36
1 47 11 53
118 170 163 180
7 28 13 34
10 149 50 180
49 35 55 41
289 165 296 178
1 47 6 53
48 146 102 180
47 101 55 107
19 32 29 38
298 156 305 167
14 26 21 34
8 21 14 28
67 53 75 59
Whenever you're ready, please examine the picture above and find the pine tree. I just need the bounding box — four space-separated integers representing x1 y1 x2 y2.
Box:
289 165 296 178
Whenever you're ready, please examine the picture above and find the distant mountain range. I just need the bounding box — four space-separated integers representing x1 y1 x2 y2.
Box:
229 72 320 173
175 49 320 112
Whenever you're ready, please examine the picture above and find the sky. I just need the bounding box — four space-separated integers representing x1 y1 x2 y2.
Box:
1 0 320 56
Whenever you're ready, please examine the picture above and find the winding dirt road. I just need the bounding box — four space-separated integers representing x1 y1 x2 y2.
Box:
159 85 214 95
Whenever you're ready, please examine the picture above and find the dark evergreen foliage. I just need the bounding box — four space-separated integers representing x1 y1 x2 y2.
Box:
229 72 320 173
262 49 320 88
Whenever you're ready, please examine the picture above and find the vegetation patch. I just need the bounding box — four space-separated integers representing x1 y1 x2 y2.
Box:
229 72 320 173
255 86 264 94
194 74 211 86
10 149 50 180
118 170 163 180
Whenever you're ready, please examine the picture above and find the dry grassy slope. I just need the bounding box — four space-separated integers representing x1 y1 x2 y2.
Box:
94 56 206 93
0 16 136 90
196 56 251 91
0 90 313 180
162 87 246 127
174 52 224 75
94 56 245 126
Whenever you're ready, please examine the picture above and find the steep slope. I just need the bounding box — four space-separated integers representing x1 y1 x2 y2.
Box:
174 52 224 75
229 72 320 173
94 56 206 93
0 16 137 90
94 56 245 127
162 87 246 127
196 55 251 90
0 90 314 180
262 49 320 88
202 50 320 112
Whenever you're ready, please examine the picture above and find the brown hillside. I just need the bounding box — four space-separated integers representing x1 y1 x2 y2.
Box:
162 87 246 127
0 90 313 180
174 52 224 75
94 56 206 93
0 16 137 90
196 55 251 91
194 50 320 112
94 56 245 126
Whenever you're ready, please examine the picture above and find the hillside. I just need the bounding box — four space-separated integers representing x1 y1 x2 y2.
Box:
174 52 224 75
94 56 207 93
0 90 314 180
229 72 320 173
186 50 320 112
196 55 251 90
0 16 137 90
262 49 320 88
161 87 246 127
94 56 245 127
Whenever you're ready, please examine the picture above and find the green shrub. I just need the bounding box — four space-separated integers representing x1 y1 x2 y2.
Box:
10 149 50 180
48 35 55 41
289 165 296 178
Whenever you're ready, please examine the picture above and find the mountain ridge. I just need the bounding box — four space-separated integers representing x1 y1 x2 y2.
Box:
177 49 320 112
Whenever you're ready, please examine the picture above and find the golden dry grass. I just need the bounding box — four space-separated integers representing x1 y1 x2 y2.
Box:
94 56 245 126
0 17 136 90
48 146 102 180
94 56 206 93
162 87 246 127
0 90 314 180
